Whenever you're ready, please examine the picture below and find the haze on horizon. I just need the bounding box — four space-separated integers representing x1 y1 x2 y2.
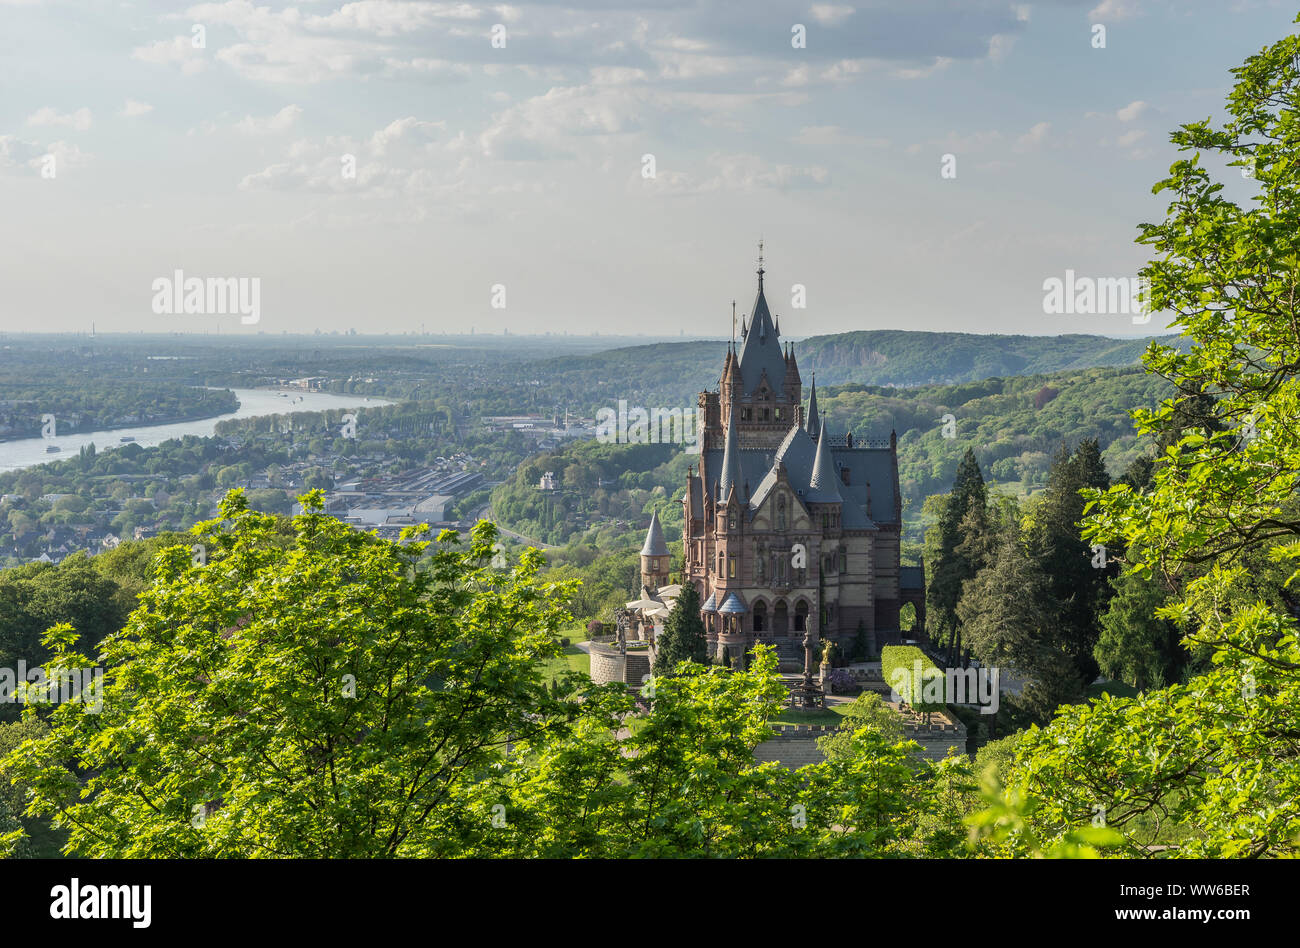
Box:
0 0 1287 338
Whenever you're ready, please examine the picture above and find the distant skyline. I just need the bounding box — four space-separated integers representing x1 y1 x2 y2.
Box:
0 0 1291 337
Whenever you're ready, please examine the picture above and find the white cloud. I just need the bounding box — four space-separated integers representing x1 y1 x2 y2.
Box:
1090 0 1142 20
369 117 445 156
120 100 154 118
235 105 305 134
1015 121 1050 150
891 57 952 80
132 35 208 75
1116 100 1148 122
0 136 92 173
26 107 92 131
809 4 855 26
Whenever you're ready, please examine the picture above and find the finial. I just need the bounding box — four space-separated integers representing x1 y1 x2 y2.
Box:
731 299 736 344
757 238 765 290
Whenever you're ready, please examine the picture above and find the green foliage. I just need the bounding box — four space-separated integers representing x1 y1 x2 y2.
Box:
925 448 988 659
0 381 237 442
816 692 905 762
0 553 130 723
1 490 580 857
470 646 974 858
1094 571 1186 689
982 19 1300 857
655 583 707 674
957 513 1085 723
1025 439 1115 685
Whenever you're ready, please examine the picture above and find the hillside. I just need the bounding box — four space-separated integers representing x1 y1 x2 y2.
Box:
526 330 1181 410
795 331 1177 387
491 363 1172 553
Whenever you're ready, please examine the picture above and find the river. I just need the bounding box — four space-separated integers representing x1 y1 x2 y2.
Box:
0 388 395 473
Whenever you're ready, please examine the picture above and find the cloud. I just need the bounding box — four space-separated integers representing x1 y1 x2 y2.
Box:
235 105 305 134
809 5 855 26
369 116 445 155
792 125 888 147
987 33 1016 63
132 34 208 75
26 107 92 131
1014 121 1051 150
645 153 831 196
1116 100 1148 122
890 57 952 80
0 136 92 173
120 100 154 118
1089 0 1142 20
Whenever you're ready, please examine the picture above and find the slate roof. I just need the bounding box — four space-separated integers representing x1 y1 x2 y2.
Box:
805 377 820 436
718 592 747 614
718 405 741 502
700 422 894 529
805 420 843 504
733 285 787 396
641 509 669 556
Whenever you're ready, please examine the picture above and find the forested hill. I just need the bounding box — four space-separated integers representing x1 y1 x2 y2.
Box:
528 330 1182 408
795 331 1179 387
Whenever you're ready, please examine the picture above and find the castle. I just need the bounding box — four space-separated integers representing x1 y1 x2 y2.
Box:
639 253 924 669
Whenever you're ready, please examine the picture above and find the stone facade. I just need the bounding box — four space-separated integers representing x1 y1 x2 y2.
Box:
588 640 652 688
683 261 912 669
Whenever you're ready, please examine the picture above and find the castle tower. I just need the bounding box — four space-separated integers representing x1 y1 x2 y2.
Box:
641 509 670 593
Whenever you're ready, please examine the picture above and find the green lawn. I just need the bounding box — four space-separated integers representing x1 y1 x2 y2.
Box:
540 623 593 682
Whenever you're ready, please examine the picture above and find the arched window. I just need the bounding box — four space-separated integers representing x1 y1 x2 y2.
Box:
773 600 789 634
777 497 786 530
753 601 767 633
794 600 809 632
728 510 736 530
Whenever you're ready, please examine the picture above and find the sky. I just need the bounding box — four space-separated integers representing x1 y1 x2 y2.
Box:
0 0 1294 338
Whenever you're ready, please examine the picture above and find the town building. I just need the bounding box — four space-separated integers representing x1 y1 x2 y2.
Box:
664 253 923 668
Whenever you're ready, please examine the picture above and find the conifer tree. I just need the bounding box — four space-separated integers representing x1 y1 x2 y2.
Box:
925 448 988 664
655 583 707 675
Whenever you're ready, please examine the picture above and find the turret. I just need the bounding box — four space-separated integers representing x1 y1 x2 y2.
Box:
641 509 670 592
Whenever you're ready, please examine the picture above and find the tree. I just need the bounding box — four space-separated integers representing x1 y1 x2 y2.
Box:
1026 439 1114 685
957 519 1084 723
925 448 988 664
1094 571 1184 690
816 692 905 762
654 583 707 674
995 20 1300 857
1 490 580 857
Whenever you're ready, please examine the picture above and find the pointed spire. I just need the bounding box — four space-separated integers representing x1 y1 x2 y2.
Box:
641 509 669 556
808 419 841 502
719 406 741 503
805 374 820 438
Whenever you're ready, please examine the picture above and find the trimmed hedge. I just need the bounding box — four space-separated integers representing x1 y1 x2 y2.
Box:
880 645 946 711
